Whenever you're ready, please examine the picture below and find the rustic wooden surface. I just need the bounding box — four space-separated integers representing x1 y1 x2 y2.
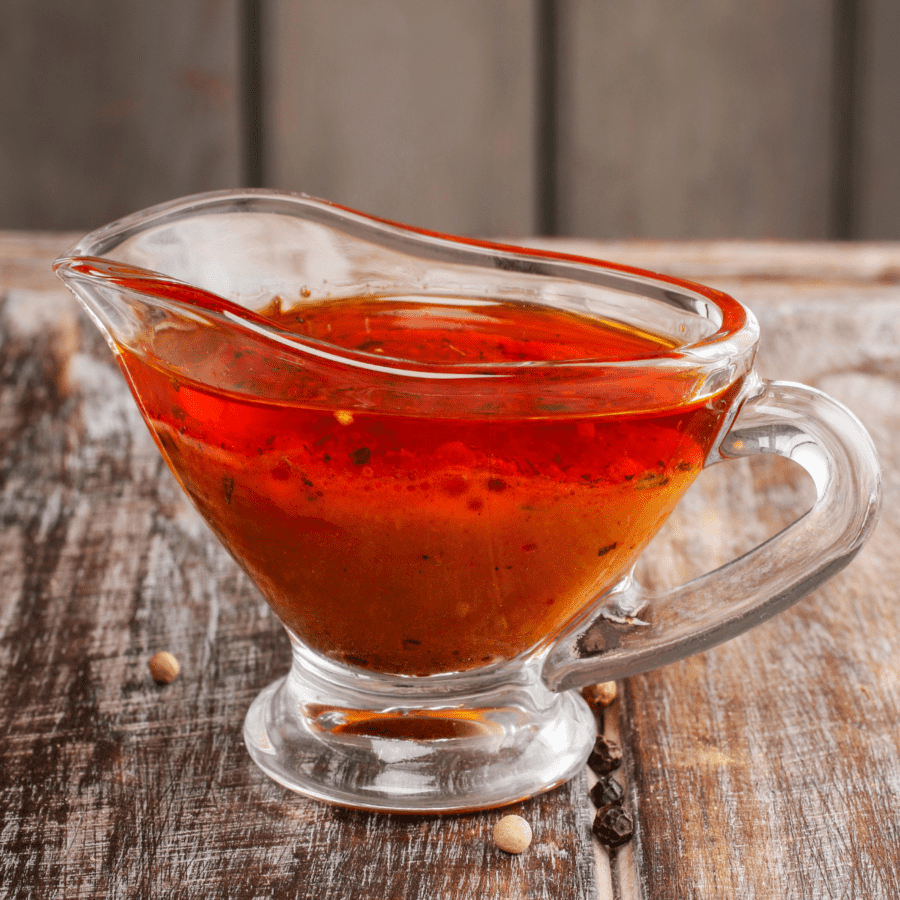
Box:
261 0 539 237
0 231 597 898
3 233 900 899
0 1 242 231
532 237 900 898
854 0 900 239
555 0 835 239
4 2 900 239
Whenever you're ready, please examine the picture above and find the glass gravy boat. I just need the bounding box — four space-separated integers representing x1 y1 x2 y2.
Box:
55 190 881 812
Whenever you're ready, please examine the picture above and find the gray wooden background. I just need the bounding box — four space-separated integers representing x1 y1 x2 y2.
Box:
1 0 897 239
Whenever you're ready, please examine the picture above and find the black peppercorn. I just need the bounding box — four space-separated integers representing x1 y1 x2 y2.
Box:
587 735 623 775
589 776 624 809
592 804 633 849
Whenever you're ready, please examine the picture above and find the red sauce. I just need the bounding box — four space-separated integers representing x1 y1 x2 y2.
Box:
116 294 739 675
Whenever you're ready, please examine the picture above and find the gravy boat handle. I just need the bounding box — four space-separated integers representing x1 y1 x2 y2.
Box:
541 379 882 692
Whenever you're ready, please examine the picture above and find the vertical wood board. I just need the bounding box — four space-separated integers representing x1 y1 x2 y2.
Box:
555 0 836 239
525 238 900 895
262 0 539 237
853 0 900 238
621 274 900 897
0 1 243 231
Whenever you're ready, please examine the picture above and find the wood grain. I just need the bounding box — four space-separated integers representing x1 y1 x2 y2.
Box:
0 232 597 898
3 232 900 898
0 2 242 232
3 3 900 241
853 0 900 238
526 237 900 896
554 0 836 239
567 242 899 898
260 0 538 237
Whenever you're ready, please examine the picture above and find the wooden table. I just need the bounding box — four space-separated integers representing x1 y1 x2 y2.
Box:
1 233 898 899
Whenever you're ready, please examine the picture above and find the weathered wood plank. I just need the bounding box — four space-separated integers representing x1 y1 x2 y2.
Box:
853 0 900 238
527 236 900 896
261 0 538 237
555 0 836 239
616 271 900 897
0 237 598 897
0 2 242 231
4 231 900 897
520 236 900 280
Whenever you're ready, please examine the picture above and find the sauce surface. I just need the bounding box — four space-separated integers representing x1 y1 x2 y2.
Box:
117 295 738 675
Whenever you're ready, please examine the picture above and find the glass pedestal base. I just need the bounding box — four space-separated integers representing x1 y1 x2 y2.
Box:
243 642 596 813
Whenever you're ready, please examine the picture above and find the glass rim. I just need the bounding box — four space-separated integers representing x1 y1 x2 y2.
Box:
54 188 759 381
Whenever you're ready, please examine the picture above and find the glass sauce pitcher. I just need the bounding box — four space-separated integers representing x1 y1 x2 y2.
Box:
55 190 881 812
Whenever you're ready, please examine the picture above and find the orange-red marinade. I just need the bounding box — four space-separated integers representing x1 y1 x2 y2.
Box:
116 294 737 675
